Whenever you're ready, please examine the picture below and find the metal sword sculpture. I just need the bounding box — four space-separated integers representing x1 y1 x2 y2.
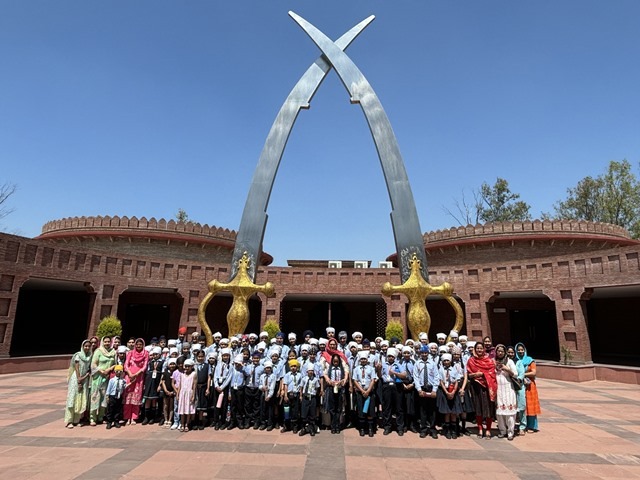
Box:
198 12 463 344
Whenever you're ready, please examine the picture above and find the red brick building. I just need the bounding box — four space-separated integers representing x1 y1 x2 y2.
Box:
1 215 639 366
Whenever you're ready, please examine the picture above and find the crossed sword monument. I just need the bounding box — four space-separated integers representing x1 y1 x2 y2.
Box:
198 12 463 345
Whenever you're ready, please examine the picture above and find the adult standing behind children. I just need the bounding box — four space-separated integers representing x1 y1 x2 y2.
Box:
123 338 149 425
89 336 116 426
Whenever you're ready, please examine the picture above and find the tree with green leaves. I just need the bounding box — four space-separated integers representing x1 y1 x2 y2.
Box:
175 208 189 223
549 159 640 238
478 178 532 223
445 178 531 226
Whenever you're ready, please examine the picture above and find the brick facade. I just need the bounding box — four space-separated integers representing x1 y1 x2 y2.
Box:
1 217 639 364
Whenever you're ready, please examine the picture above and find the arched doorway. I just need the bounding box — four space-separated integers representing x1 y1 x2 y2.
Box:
117 288 182 341
586 285 640 366
11 278 94 356
280 294 386 340
487 291 560 361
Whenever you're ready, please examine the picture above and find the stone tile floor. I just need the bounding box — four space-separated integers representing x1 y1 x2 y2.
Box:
0 371 638 479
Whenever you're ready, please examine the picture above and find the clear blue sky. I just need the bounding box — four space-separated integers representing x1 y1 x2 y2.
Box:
1 1 639 266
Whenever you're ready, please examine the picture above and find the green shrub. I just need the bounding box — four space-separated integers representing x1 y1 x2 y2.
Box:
385 320 404 342
96 315 123 339
262 318 280 340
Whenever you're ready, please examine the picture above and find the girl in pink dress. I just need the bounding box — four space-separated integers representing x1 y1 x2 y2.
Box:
123 338 149 424
177 359 197 431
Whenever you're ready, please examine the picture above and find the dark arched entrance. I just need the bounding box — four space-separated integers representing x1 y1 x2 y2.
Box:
10 278 94 356
487 291 560 361
280 294 386 340
117 288 183 341
586 285 640 366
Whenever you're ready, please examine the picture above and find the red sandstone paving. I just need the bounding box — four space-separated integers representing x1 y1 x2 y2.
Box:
1 372 639 479
0 446 120 480
542 462 640 479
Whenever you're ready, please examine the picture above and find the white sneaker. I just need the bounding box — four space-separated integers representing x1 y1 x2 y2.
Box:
170 424 178 430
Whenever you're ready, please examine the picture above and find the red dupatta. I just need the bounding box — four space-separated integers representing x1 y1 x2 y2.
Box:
322 340 347 364
467 352 498 401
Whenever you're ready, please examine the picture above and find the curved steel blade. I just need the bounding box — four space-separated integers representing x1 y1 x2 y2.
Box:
288 11 428 282
231 16 375 281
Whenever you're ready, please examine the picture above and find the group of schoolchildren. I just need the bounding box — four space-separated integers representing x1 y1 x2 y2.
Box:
66 326 541 440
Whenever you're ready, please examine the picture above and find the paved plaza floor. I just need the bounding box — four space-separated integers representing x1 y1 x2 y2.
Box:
0 370 638 480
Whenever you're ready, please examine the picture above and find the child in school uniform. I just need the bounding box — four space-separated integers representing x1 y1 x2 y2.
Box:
160 358 177 427
193 349 209 430
142 347 164 425
105 365 127 429
299 363 320 436
437 353 463 439
244 351 263 429
281 359 303 433
351 350 377 437
212 348 232 429
258 360 277 431
228 354 247 430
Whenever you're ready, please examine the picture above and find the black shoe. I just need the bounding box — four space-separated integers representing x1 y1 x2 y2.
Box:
227 423 236 431
310 428 315 437
148 418 155 425
281 426 289 433
115 423 121 429
141 418 150 426
409 426 418 434
445 428 452 439
383 428 391 436
220 423 228 431
253 423 260 430
368 428 374 437
299 429 306 436
398 430 404 437
214 424 220 431
258 424 266 430
266 425 274 431
106 423 113 430
360 429 365 437
419 431 427 438
430 430 438 439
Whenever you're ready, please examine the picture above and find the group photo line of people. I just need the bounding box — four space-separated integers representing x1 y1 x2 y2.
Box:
65 326 541 440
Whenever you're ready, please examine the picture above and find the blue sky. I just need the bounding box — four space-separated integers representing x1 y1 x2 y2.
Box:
1 1 639 266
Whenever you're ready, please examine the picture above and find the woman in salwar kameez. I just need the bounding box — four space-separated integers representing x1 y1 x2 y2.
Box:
516 342 541 433
507 345 527 434
123 338 149 424
65 340 92 428
494 344 518 440
89 336 116 425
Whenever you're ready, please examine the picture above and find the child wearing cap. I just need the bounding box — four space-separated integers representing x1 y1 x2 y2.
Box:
258 361 277 431
212 348 233 430
194 349 209 430
177 359 196 432
299 363 320 436
105 365 127 429
244 351 262 429
141 347 164 425
228 354 247 430
351 351 377 437
281 359 302 433
160 358 177 427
